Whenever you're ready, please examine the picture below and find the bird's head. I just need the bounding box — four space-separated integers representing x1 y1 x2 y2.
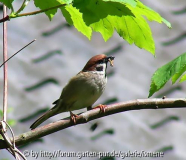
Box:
82 54 115 73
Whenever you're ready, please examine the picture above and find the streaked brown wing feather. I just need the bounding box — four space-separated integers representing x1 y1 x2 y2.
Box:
59 72 88 106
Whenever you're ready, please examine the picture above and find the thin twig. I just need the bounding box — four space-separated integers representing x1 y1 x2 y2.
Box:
4 121 16 148
0 98 186 149
3 4 8 124
1 5 27 160
0 39 36 68
1 133 16 157
1 122 27 159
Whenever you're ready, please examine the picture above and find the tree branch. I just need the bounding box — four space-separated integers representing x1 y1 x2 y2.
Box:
0 98 186 149
0 15 9 23
0 4 67 23
15 4 66 17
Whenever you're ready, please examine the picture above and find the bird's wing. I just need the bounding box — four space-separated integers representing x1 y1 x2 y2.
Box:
59 72 88 104
52 73 84 105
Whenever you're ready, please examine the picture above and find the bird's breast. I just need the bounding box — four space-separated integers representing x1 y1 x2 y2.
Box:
70 72 107 111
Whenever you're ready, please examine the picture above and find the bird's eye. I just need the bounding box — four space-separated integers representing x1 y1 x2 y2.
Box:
98 59 104 64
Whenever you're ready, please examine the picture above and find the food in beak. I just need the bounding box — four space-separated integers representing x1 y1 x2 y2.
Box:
108 58 114 67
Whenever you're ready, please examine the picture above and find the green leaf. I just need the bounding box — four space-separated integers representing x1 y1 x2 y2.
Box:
162 18 172 29
103 0 137 7
180 74 186 83
59 0 73 3
73 0 125 41
172 65 186 84
131 1 171 28
34 0 171 53
0 0 14 9
34 0 68 20
67 0 171 54
149 52 186 97
111 12 154 53
61 5 92 39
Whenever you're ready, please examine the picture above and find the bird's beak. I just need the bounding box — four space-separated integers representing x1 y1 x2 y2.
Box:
107 56 115 67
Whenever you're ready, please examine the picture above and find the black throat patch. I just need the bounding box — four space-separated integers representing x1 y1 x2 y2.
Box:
96 66 103 71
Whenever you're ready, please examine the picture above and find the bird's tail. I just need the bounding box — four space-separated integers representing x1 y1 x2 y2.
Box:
30 106 59 130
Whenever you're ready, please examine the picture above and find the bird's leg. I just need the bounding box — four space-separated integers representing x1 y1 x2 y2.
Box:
87 106 92 111
70 111 79 124
93 104 107 113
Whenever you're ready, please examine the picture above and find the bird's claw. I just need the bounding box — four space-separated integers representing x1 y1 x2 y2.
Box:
93 104 107 113
70 111 78 124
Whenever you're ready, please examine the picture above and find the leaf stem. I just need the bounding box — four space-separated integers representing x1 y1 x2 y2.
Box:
12 4 67 18
0 3 67 23
9 2 14 13
15 0 31 14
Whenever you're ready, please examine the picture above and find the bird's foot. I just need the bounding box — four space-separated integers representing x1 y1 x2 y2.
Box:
93 104 107 113
70 111 79 124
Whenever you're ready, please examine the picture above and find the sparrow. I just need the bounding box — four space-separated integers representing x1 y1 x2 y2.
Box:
30 54 115 129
